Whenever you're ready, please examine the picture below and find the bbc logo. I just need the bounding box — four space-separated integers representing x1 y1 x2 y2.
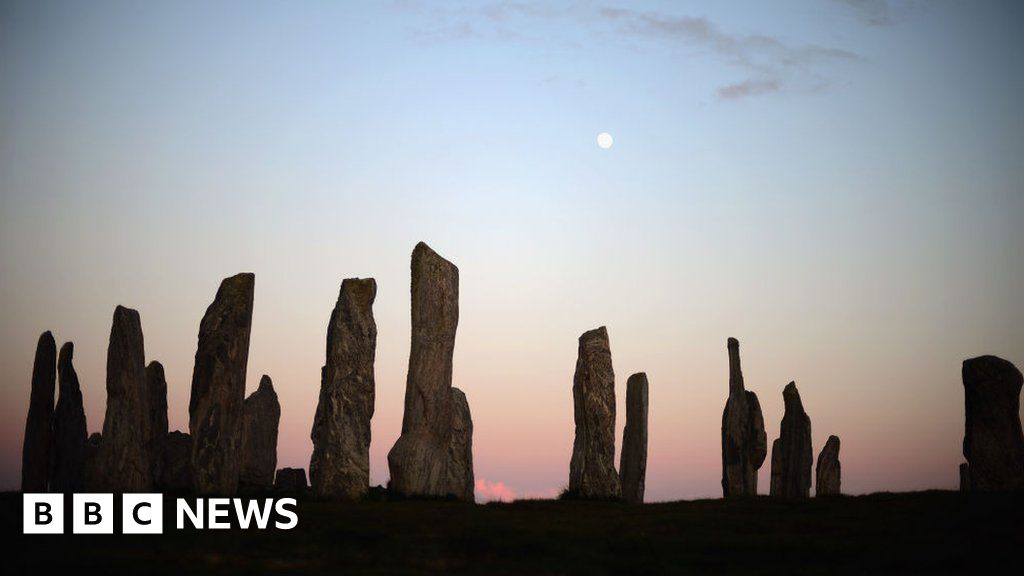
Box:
24 493 163 534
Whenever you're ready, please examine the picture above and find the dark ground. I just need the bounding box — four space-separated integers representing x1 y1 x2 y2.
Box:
5 490 1022 574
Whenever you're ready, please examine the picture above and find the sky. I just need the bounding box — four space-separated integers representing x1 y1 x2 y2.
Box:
1 0 1022 502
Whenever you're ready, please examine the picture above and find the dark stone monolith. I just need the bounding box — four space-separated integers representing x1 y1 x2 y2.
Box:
387 243 460 498
721 338 767 497
146 361 168 484
962 355 1024 491
82 432 104 491
189 273 255 495
619 372 649 504
310 278 377 500
959 463 971 493
51 342 88 492
96 306 152 491
22 331 56 492
816 435 841 496
446 387 474 502
161 431 193 493
569 326 621 499
769 381 813 498
241 375 280 489
275 467 308 494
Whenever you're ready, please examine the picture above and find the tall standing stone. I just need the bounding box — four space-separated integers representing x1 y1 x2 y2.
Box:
146 361 168 484
962 355 1024 491
721 338 767 497
161 431 193 493
189 273 255 495
387 243 460 497
446 387 474 502
241 375 280 489
22 331 56 492
96 306 152 491
569 326 621 499
310 278 377 500
815 435 841 496
619 372 649 504
769 381 813 498
52 342 89 492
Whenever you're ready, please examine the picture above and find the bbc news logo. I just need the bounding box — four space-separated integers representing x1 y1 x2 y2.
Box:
23 494 298 534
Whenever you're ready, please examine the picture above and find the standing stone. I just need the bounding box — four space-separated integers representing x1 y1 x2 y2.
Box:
146 361 168 484
446 387 474 501
51 342 89 492
721 338 768 497
569 326 621 499
82 433 104 491
619 372 649 504
310 278 377 500
96 306 152 491
769 381 813 498
241 375 280 489
274 467 308 493
959 463 971 493
962 355 1024 491
189 273 255 496
22 331 56 492
815 435 841 496
387 243 460 497
161 431 194 493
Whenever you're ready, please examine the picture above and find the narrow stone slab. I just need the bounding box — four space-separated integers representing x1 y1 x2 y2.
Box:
22 331 56 492
569 326 621 499
620 372 649 504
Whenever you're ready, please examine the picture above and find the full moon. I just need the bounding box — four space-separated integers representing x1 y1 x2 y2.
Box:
597 132 613 149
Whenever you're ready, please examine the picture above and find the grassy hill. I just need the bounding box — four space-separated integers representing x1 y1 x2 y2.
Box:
6 490 1022 574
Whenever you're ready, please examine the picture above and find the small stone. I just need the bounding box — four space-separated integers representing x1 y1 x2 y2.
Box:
815 435 841 496
769 381 813 498
241 375 280 490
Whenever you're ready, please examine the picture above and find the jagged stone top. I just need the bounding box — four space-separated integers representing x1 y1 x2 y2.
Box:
253 374 277 399
962 355 1022 389
580 326 609 345
340 277 377 308
727 337 739 349
58 342 78 392
727 337 745 396
783 381 804 413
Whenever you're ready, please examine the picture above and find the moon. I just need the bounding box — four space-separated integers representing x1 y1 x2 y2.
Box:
597 132 613 149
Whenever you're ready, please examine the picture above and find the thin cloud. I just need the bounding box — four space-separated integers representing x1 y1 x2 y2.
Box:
834 0 893 26
718 79 781 100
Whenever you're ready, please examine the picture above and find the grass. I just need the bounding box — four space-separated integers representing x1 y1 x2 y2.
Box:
5 490 1022 574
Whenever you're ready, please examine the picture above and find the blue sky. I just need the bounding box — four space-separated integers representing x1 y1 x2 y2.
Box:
1 1 1022 499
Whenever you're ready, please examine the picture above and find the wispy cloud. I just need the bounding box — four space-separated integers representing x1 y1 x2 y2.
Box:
394 2 860 100
834 0 893 26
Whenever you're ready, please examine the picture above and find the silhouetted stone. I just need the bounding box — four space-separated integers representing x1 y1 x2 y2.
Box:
310 278 377 500
274 467 308 493
22 331 56 492
95 306 152 492
388 243 460 498
769 381 813 498
816 435 841 496
721 338 767 497
241 375 280 489
446 387 474 502
161 431 193 493
146 361 168 484
51 342 88 492
569 326 621 499
959 463 971 493
962 355 1024 491
189 273 255 495
619 372 649 504
82 433 104 491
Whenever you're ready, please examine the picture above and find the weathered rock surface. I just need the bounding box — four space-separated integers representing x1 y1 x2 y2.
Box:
959 462 971 493
310 278 377 500
769 381 813 498
22 331 56 492
721 338 767 497
160 431 193 493
189 273 255 496
816 435 841 496
51 342 88 492
274 467 308 493
619 372 649 504
446 387 474 502
962 355 1024 491
241 375 280 489
96 306 152 491
569 326 621 499
146 361 168 484
388 243 460 497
